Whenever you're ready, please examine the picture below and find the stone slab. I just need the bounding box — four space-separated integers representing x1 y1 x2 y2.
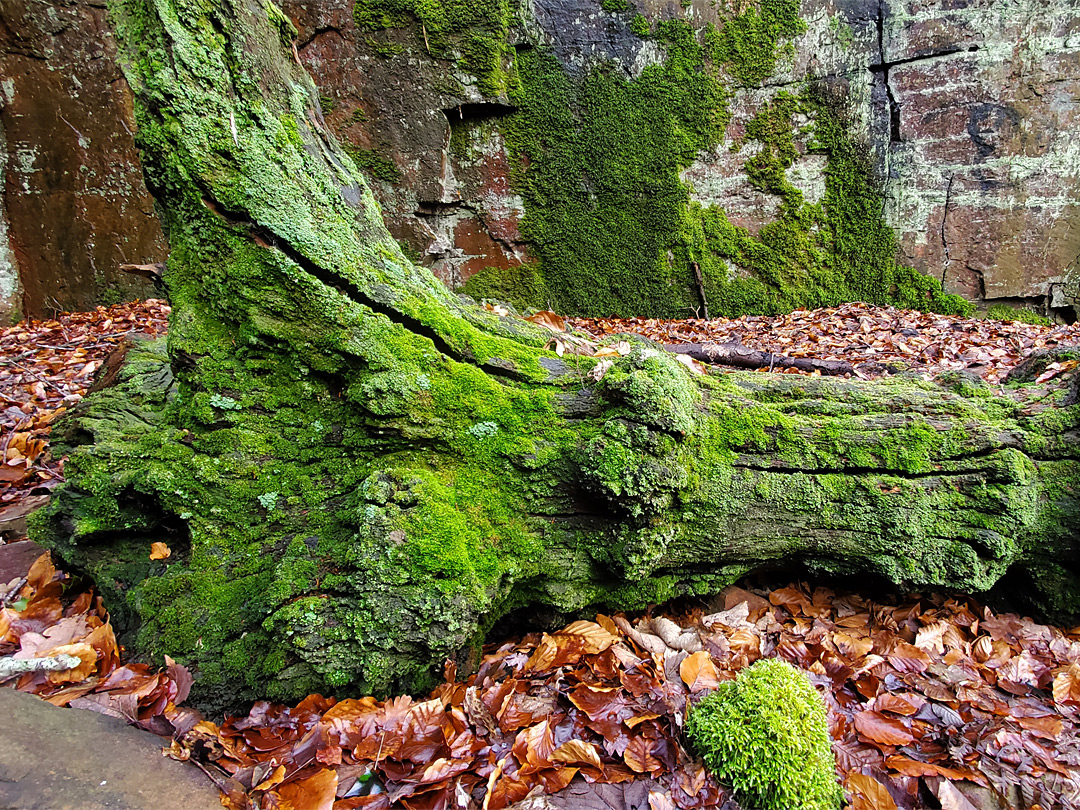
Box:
0 688 221 810
0 539 45 584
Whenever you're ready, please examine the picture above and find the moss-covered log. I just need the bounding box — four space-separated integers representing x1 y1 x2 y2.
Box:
32 0 1080 711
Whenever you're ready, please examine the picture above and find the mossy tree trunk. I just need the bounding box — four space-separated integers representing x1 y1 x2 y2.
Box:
34 0 1080 711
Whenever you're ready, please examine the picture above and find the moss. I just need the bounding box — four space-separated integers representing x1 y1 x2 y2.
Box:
599 0 630 11
705 0 805 86
461 263 548 311
344 145 402 182
686 658 841 810
630 13 649 37
986 303 1052 326
827 14 854 50
353 0 514 96
488 21 731 318
461 7 968 320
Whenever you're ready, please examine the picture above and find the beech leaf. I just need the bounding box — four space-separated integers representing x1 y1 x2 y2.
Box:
679 651 719 693
853 710 914 746
149 542 172 561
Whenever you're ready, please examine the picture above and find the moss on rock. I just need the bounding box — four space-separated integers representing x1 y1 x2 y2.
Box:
456 2 970 318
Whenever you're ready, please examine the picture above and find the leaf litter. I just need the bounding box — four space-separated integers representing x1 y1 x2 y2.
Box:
2 555 1078 810
2 302 1080 808
567 304 1080 383
0 300 169 507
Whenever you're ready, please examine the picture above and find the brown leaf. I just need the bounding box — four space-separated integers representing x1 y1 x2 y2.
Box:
845 772 898 810
551 739 602 769
26 553 55 593
525 310 567 333
1052 663 1080 705
273 768 337 810
623 735 662 775
887 641 931 673
252 764 286 792
679 651 719 693
876 693 923 716
165 655 194 704
523 621 619 672
854 710 914 746
927 778 980 810
43 642 98 684
884 756 979 781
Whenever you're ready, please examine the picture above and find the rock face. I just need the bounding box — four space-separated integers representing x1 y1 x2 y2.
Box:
1 0 1078 319
0 0 164 322
882 1 1080 310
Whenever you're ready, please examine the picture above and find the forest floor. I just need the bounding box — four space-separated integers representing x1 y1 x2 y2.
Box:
1 301 1079 810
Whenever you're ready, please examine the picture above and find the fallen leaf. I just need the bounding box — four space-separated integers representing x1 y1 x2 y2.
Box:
526 310 567 333
679 651 719 693
1052 663 1080 705
273 768 337 810
551 739 602 769
846 772 897 810
149 542 172 561
854 710 914 746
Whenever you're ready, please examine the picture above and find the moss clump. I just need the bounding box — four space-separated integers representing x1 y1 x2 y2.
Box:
344 146 401 182
705 0 805 86
987 303 1052 326
353 0 515 96
686 658 842 810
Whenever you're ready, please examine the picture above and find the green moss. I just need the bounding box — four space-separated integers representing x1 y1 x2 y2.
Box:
682 87 972 318
344 145 401 182
462 8 968 320
686 658 841 810
827 14 854 50
461 262 548 310
488 21 731 318
353 0 514 95
705 0 805 86
987 303 1052 326
600 0 630 11
630 13 649 37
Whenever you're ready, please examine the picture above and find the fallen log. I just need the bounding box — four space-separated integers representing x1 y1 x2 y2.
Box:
666 343 856 376
31 0 1080 712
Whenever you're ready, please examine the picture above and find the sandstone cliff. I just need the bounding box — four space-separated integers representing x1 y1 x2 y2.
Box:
1 0 1077 320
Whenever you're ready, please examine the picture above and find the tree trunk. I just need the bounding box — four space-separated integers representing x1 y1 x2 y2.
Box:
32 0 1080 711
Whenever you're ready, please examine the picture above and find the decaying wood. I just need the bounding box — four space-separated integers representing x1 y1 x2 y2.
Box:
0 653 82 680
666 342 855 376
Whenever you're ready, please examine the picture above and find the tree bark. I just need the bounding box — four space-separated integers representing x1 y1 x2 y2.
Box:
32 0 1080 711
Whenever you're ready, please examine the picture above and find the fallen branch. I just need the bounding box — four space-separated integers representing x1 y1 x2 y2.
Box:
0 653 82 681
666 343 855 376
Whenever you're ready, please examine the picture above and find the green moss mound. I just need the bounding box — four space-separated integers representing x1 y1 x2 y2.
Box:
685 658 842 810
986 303 1052 327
